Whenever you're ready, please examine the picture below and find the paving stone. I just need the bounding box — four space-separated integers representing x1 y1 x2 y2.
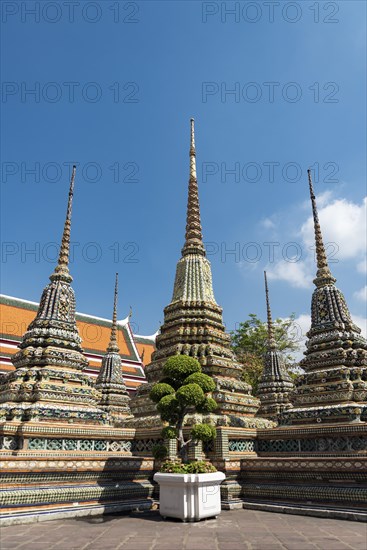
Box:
1 509 366 550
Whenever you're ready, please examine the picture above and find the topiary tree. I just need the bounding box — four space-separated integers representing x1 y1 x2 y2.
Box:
150 355 218 462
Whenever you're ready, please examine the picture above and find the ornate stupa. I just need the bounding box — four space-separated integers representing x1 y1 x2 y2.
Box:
0 167 106 425
279 170 367 425
257 271 294 421
95 273 131 423
130 119 272 429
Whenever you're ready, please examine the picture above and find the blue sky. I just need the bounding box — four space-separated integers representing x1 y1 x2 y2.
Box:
1 1 366 350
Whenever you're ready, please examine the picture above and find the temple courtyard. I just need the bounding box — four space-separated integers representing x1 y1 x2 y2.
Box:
1 509 366 550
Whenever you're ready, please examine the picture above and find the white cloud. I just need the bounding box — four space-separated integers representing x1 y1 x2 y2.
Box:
267 194 366 288
268 312 309 365
350 313 367 339
293 313 311 342
301 196 367 263
357 259 367 274
354 286 367 302
300 190 334 211
267 260 313 289
316 190 334 208
287 313 310 362
261 218 276 230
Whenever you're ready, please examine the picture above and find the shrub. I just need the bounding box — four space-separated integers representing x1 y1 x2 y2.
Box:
156 394 179 414
156 394 180 422
163 355 201 383
185 461 217 474
183 372 216 393
152 444 168 460
150 383 175 403
161 426 177 439
191 424 216 442
176 383 205 407
160 460 186 473
196 397 218 414
160 460 217 474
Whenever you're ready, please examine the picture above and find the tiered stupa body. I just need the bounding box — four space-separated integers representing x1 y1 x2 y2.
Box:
279 171 367 425
130 119 272 429
95 274 131 423
257 271 294 421
0 167 106 425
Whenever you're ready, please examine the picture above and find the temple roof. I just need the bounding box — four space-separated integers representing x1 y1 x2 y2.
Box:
0 294 155 392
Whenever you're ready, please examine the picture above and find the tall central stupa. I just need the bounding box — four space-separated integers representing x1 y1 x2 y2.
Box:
130 119 272 429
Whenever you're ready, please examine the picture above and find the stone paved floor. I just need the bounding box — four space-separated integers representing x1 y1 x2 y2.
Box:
1 510 366 550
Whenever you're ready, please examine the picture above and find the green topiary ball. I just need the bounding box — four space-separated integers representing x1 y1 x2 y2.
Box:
157 394 180 414
161 426 177 440
196 397 218 414
176 383 205 406
160 376 180 390
163 355 201 383
183 372 216 393
152 443 168 460
150 383 175 403
191 424 216 442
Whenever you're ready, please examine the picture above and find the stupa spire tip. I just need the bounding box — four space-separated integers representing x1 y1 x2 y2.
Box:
264 271 276 348
182 118 205 256
50 165 76 282
307 169 335 287
108 273 119 352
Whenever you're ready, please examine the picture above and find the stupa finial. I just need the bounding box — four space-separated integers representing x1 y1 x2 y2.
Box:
108 273 120 353
50 165 76 283
307 169 336 287
264 271 276 349
189 117 197 179
182 118 205 257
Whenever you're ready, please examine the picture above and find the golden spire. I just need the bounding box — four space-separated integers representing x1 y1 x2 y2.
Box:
108 273 120 353
50 165 76 283
264 271 276 349
308 169 336 287
182 118 205 257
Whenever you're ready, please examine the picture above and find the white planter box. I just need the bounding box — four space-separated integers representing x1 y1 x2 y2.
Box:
154 471 226 522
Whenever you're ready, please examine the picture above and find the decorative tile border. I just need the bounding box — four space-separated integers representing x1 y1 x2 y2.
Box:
258 435 367 453
27 438 132 453
229 439 255 453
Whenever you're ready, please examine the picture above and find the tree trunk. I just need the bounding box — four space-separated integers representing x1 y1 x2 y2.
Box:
177 415 188 462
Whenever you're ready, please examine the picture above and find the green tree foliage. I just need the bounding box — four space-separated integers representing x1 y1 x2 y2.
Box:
150 355 217 462
233 352 264 396
230 313 301 395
